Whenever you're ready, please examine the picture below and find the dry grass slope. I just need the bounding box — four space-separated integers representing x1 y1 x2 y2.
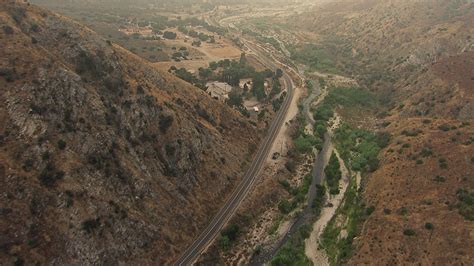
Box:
0 0 259 264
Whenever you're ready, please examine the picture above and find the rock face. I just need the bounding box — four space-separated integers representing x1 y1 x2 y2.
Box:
0 1 259 264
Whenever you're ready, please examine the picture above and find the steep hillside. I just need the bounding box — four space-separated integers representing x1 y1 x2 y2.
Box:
292 0 473 112
287 0 474 264
0 0 259 264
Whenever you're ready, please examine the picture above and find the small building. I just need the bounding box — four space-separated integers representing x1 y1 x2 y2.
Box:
206 81 233 102
253 106 259 112
239 78 253 91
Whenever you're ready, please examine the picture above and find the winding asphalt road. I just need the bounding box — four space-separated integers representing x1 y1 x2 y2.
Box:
174 37 296 266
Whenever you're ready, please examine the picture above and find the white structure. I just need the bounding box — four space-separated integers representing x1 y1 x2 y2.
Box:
206 81 233 102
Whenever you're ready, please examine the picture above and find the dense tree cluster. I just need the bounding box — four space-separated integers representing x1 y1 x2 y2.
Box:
325 152 342 194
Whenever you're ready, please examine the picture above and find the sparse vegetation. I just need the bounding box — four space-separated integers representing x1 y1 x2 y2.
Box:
268 216 283 235
220 224 239 251
398 207 409 216
320 177 364 265
82 218 101 234
403 228 416 236
38 163 65 187
3 25 14 34
0 68 16 82
30 23 40 33
324 87 377 109
294 134 321 154
159 115 174 133
162 31 177 39
425 223 434 230
401 129 422 137
278 174 314 215
312 185 326 215
270 225 312 266
438 158 448 169
456 188 474 221
57 139 67 150
438 124 452 131
289 43 339 74
434 175 446 182
278 199 297 214
11 7 26 24
420 147 434 157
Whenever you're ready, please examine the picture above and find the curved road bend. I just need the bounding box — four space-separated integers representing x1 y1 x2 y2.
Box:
175 44 296 266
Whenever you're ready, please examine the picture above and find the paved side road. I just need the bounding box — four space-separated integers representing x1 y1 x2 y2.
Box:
249 132 333 265
174 39 297 266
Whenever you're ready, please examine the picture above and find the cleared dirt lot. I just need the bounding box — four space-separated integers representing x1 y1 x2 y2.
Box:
153 28 242 72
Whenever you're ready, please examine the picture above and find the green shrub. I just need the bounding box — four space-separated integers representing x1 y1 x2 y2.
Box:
312 185 326 216
398 207 408 215
313 104 333 122
57 139 67 150
376 132 391 148
434 175 446 182
403 228 416 236
270 223 312 266
76 51 104 77
285 160 296 173
278 179 291 190
456 188 474 221
314 121 327 139
0 67 16 82
30 23 40 32
14 257 24 266
420 147 433 157
254 244 263 255
365 206 375 215
278 199 296 214
22 159 34 172
221 224 239 241
163 31 177 39
11 7 26 23
334 123 381 173
424 223 434 230
41 151 50 161
220 236 231 250
325 152 342 195
82 218 101 233
401 129 422 137
294 134 321 154
38 163 64 187
438 124 451 131
3 25 14 34
438 158 448 169
159 115 174 133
